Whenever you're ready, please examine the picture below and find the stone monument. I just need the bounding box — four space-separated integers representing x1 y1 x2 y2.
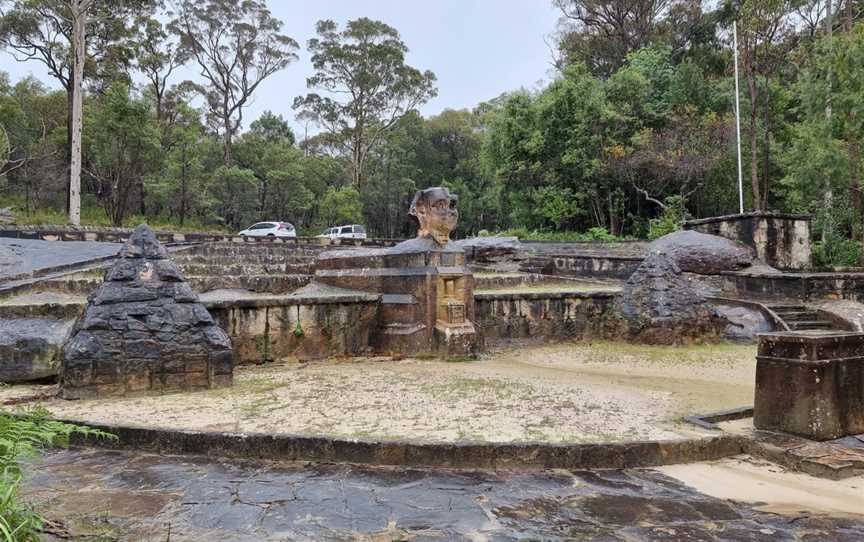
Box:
315 187 479 356
60 225 234 399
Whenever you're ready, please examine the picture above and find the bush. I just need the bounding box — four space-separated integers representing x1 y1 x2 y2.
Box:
647 195 688 240
499 227 635 242
813 237 860 268
0 406 115 541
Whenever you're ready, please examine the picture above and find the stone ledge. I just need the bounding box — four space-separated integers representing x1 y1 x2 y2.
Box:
201 292 381 309
684 211 812 226
59 417 746 470
473 290 617 301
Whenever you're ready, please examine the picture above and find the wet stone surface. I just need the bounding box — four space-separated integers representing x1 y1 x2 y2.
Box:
23 448 864 541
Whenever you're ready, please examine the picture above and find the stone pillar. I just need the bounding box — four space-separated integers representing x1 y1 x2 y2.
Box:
754 331 864 440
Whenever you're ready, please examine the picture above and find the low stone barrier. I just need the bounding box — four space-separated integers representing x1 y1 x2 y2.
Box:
723 270 864 303
64 419 747 470
475 290 615 341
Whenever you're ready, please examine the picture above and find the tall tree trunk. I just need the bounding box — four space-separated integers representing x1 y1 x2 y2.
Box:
68 0 89 227
179 152 187 227
825 0 834 242
746 70 762 210
65 88 73 215
223 111 233 166
762 81 771 209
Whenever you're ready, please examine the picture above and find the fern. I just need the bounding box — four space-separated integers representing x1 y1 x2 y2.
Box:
0 407 116 541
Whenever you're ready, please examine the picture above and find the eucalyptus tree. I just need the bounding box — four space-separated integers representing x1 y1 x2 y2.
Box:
169 0 298 166
0 0 156 223
293 17 437 186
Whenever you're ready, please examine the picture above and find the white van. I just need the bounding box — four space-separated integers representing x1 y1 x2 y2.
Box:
318 224 367 240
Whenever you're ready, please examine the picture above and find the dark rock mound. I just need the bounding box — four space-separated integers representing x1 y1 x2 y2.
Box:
61 224 234 399
613 253 726 344
648 230 754 274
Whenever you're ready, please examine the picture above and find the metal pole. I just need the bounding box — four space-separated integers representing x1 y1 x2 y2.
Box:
733 20 744 214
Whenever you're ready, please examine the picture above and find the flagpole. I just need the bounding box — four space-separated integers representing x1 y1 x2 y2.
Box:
733 20 744 214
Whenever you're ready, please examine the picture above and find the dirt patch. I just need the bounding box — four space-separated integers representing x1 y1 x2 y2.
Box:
659 456 864 518
6 342 757 445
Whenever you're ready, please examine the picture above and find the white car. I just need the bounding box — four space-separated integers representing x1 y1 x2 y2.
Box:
238 222 297 238
317 224 367 240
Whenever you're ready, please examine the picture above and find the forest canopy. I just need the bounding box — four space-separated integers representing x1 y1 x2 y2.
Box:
0 0 863 263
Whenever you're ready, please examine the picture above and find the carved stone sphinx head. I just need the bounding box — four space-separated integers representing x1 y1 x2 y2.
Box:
409 187 458 245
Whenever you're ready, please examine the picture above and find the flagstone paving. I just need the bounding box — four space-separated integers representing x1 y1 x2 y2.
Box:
23 448 864 541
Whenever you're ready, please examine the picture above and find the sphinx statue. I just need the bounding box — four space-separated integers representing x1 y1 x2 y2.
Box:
314 186 479 357
409 187 459 245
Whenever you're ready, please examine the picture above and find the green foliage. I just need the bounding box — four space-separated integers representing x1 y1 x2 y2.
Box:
319 186 363 226
813 237 860 268
85 83 161 226
293 17 437 185
0 406 115 541
501 227 632 242
647 196 687 240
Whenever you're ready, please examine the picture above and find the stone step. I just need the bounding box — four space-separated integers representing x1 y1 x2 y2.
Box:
179 245 326 257
14 273 313 297
174 253 318 265
177 263 314 276
767 304 808 313
185 274 312 294
0 292 86 320
788 320 835 331
775 310 822 322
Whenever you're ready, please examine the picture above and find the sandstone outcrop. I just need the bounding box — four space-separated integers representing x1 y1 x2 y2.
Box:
648 230 754 275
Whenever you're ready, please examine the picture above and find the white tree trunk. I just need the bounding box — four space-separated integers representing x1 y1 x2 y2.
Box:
69 0 89 226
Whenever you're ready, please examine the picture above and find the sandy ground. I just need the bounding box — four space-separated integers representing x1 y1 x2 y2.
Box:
5 342 757 444
660 456 864 518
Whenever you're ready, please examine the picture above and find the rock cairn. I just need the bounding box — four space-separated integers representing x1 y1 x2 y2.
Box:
613 252 726 344
61 224 233 399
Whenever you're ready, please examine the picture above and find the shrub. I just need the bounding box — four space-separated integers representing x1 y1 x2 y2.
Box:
498 227 635 242
648 195 688 240
813 237 860 268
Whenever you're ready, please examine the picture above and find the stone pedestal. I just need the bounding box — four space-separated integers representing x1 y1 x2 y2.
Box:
684 212 811 270
315 237 479 357
754 331 864 440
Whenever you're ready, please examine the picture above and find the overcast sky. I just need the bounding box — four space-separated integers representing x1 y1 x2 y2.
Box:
1 0 562 134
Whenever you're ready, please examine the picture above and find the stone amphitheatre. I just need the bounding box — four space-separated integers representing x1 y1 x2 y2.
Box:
0 191 862 540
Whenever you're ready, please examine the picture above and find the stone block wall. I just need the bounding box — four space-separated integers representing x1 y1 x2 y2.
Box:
520 254 643 279
207 296 379 363
475 291 615 341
